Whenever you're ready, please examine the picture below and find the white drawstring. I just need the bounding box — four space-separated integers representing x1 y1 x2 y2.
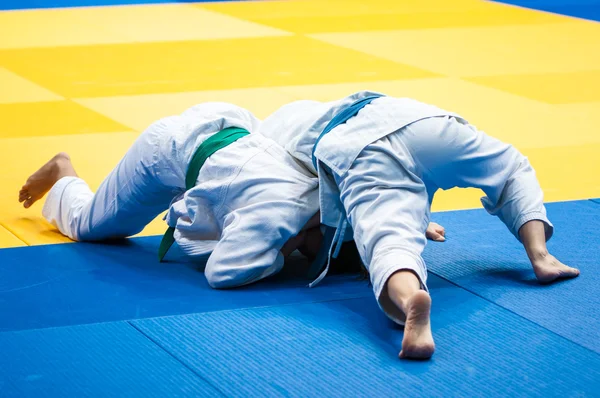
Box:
309 214 347 288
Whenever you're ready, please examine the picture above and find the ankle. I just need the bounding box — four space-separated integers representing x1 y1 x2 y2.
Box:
528 247 549 263
55 152 71 161
53 154 77 179
397 295 413 312
386 270 421 313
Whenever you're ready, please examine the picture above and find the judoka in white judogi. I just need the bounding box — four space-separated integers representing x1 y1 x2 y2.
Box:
259 91 577 359
29 102 320 288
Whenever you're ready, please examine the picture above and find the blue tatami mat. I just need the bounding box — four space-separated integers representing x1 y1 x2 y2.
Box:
0 0 232 12
495 0 600 22
0 238 368 332
133 275 600 397
0 321 221 397
424 200 600 353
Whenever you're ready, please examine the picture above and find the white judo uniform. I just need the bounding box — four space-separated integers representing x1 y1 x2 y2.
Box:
260 91 553 324
43 102 319 288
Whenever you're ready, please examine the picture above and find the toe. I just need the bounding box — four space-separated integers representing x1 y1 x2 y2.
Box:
23 198 34 208
19 194 30 203
399 346 434 360
560 267 580 278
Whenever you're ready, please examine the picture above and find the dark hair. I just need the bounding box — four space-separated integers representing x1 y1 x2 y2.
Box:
329 240 370 281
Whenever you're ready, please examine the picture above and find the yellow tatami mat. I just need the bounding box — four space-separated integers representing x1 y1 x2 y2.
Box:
1 0 599 247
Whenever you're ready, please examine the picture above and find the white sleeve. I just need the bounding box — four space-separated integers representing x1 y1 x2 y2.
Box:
205 199 310 289
203 136 320 289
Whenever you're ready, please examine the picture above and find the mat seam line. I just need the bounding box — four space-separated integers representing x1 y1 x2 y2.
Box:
0 221 28 247
126 320 229 398
142 291 373 320
119 292 373 327
428 270 600 356
0 289 371 335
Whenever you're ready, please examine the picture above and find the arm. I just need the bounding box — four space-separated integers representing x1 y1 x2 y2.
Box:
206 203 318 289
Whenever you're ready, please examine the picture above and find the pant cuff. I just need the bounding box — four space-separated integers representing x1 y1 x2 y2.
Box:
514 211 554 242
371 251 428 326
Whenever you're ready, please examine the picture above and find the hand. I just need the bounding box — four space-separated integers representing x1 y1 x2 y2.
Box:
281 226 324 259
426 222 445 242
281 230 307 257
281 212 323 258
298 227 324 260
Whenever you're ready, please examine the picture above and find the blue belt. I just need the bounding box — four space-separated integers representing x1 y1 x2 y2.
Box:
308 94 384 284
311 94 384 170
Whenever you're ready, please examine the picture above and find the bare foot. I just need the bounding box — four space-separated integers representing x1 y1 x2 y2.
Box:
19 152 77 209
532 251 580 284
519 220 580 284
399 290 435 360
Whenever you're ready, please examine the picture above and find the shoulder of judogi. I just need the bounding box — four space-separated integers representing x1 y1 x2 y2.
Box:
315 97 461 175
260 91 387 174
370 97 462 123
260 100 328 175
180 102 261 134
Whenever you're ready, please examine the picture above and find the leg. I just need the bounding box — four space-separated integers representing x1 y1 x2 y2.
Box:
405 116 579 284
519 220 579 283
335 136 434 359
20 118 180 241
386 271 434 359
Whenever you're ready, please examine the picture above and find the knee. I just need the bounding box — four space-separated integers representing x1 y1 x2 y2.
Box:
204 266 230 289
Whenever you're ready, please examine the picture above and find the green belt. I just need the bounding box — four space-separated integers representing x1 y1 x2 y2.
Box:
158 126 250 262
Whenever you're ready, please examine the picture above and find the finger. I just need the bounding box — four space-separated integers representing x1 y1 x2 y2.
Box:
430 222 445 236
281 231 306 257
426 230 445 242
432 233 445 242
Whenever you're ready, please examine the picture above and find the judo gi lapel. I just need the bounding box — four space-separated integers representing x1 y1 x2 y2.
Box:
308 94 384 286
